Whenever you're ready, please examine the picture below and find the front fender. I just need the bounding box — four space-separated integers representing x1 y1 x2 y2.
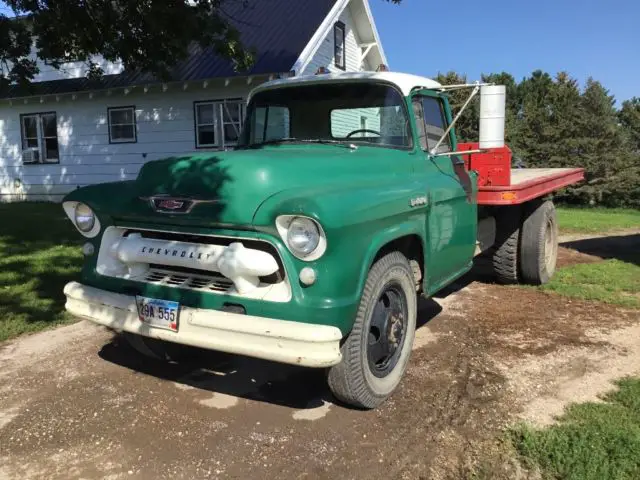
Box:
252 180 427 333
355 218 426 299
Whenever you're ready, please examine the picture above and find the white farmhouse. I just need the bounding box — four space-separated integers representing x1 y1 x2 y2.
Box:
0 0 386 201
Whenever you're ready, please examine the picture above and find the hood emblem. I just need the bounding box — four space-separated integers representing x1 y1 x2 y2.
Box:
158 199 184 210
139 195 221 214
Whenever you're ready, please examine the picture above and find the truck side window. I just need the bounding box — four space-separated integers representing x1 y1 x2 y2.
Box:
412 99 428 150
421 97 452 154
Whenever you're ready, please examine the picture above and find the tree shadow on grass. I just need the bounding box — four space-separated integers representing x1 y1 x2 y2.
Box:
0 202 79 248
560 234 640 266
0 253 81 332
0 203 82 339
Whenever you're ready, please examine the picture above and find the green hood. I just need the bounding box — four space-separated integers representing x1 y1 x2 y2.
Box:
67 144 412 227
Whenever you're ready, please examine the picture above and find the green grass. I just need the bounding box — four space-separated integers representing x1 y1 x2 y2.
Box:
557 207 640 234
0 202 82 342
511 378 640 480
541 259 640 309
532 206 640 308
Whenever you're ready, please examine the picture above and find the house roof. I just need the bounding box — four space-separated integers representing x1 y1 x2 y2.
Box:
250 72 443 98
2 0 341 100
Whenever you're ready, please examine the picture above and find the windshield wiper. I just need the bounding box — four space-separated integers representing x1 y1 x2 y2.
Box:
240 138 299 148
242 137 357 150
296 139 358 150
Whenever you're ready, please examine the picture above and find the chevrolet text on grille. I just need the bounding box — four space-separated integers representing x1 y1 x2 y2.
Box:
110 233 279 293
140 246 214 260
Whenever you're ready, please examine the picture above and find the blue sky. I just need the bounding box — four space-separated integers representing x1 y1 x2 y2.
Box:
369 0 638 103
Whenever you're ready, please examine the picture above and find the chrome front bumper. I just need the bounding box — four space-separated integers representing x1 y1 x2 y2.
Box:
64 281 343 367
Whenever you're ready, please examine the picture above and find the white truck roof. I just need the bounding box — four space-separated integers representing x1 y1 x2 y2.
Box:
249 71 442 98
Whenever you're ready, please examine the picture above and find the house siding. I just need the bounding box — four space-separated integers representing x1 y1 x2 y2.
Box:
0 85 253 201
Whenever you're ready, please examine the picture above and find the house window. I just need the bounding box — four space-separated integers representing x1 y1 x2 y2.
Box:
222 100 244 145
108 106 137 143
20 112 59 164
334 21 346 70
108 106 136 143
194 99 245 149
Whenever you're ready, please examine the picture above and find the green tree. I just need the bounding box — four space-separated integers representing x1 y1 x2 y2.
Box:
571 78 630 205
510 70 559 168
0 0 255 92
619 97 640 152
435 71 479 143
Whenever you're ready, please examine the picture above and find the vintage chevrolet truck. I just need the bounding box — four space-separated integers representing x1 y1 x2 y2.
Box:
62 71 584 408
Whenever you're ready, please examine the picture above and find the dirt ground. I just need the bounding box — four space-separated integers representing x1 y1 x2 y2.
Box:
0 233 638 480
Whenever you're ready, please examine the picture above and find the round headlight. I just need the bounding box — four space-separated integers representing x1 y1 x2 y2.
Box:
286 217 320 257
74 203 95 232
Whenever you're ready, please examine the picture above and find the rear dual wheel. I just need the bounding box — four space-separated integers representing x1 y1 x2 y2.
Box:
490 199 558 285
520 200 558 285
328 252 417 409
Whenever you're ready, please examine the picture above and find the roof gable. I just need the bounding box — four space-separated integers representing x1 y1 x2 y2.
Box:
293 0 387 74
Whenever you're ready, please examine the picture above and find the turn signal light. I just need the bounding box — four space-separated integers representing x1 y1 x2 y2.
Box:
501 192 518 201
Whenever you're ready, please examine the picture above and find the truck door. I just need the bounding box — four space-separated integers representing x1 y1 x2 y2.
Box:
412 93 477 288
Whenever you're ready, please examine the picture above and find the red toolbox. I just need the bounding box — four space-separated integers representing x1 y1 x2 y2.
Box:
458 142 512 187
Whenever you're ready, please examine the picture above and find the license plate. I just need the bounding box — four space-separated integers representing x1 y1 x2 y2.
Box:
136 296 179 331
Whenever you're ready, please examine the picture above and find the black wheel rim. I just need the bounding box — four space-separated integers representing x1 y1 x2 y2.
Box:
367 282 408 378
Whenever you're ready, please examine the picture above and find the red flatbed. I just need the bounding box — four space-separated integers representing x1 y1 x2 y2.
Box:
458 143 585 206
477 167 585 205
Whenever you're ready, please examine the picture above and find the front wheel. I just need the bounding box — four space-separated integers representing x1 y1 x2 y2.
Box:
327 252 417 409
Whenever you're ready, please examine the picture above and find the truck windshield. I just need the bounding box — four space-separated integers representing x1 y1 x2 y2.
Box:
238 82 411 149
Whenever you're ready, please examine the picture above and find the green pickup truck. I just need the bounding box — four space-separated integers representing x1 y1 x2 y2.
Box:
62 71 583 408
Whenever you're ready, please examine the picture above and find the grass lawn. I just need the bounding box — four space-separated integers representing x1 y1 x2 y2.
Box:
557 207 640 234
511 378 640 480
541 259 640 309
534 206 640 308
0 202 82 342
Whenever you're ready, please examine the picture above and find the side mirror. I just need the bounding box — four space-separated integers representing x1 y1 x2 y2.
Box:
479 85 506 149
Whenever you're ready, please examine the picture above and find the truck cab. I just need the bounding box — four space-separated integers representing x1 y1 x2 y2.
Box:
62 71 583 409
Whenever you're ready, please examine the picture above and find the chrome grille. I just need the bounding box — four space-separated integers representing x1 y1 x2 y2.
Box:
137 268 234 293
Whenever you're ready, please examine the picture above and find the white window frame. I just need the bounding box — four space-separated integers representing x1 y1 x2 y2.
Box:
194 99 246 149
221 100 245 147
195 101 219 148
108 106 137 143
20 112 59 164
334 21 346 70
